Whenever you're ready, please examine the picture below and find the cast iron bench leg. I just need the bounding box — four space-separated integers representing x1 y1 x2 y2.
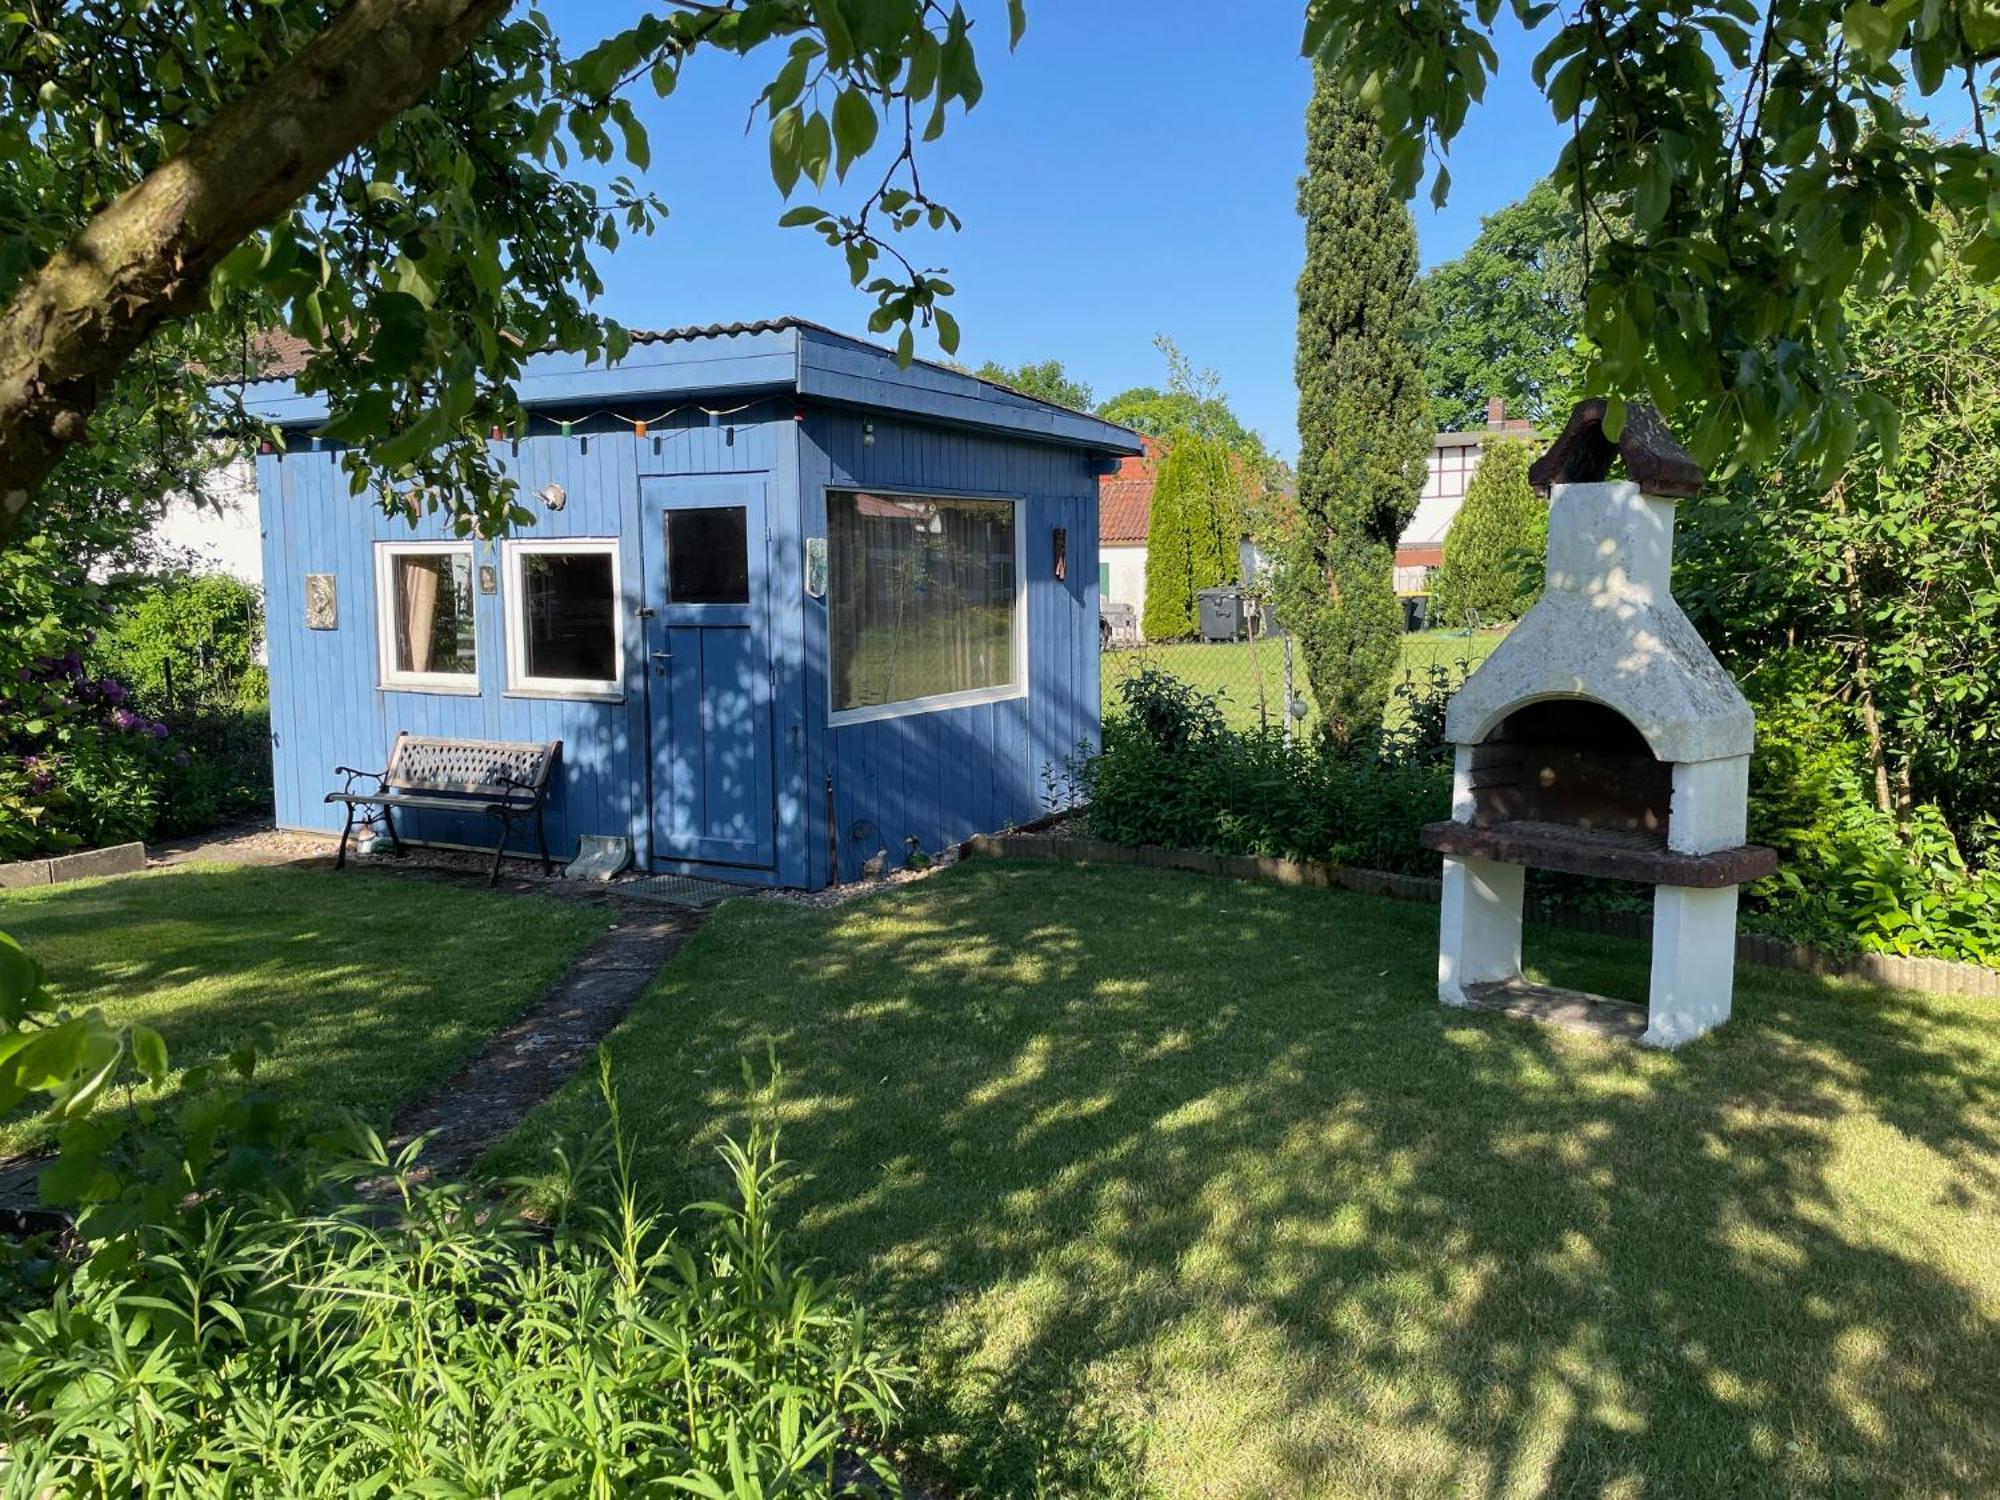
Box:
381 803 406 858
486 810 509 887
335 801 356 870
536 805 553 875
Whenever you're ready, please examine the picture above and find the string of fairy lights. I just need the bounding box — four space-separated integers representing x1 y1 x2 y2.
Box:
498 397 764 441
260 397 770 453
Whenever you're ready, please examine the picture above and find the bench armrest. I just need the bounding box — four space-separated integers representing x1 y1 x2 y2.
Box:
333 765 387 796
490 770 547 805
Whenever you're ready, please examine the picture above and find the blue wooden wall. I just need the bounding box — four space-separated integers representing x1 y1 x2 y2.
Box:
259 393 1100 889
260 401 790 871
796 407 1102 883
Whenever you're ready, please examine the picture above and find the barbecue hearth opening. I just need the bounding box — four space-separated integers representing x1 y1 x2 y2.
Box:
1467 699 1669 841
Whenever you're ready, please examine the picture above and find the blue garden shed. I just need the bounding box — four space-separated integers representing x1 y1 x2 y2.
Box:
243 318 1140 889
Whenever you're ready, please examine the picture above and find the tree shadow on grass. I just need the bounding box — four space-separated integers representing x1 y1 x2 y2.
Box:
552 861 1999 1498
0 865 604 1152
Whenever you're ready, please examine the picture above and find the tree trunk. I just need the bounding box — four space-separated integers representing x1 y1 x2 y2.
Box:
1829 481 1897 819
0 0 513 547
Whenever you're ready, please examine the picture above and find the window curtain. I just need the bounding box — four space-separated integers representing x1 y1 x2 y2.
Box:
398 559 439 674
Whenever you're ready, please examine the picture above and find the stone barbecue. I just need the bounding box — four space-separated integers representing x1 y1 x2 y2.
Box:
1420 401 1776 1046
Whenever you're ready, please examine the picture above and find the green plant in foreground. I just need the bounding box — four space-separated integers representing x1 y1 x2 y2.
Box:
0 932 909 1498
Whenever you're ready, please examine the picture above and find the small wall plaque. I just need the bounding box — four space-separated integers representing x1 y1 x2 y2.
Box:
479 564 498 595
305 574 337 630
804 536 828 599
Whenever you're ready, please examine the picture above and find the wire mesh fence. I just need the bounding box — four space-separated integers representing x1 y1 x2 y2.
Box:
1100 624 1507 739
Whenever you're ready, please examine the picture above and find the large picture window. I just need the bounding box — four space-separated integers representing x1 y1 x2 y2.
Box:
504 539 622 698
375 543 477 693
827 490 1022 722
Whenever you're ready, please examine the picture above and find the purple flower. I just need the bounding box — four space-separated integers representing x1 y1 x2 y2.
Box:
21 755 39 770
14 668 29 684
27 773 50 795
110 707 140 732
149 722 169 739
99 679 127 704
173 750 191 767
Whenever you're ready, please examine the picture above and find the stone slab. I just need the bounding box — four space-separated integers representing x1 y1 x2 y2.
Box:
1459 978 1650 1043
0 842 145 889
0 860 52 889
48 842 145 883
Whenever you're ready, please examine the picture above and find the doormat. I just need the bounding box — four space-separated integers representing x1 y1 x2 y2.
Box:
616 873 745 909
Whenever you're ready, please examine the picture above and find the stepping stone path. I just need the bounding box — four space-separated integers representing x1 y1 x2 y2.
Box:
385 908 704 1181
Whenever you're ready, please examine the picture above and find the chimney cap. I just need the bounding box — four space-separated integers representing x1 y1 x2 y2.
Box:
1527 398 1703 498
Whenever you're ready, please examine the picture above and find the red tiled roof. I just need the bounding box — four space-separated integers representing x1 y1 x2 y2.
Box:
1396 544 1444 568
1099 434 1162 544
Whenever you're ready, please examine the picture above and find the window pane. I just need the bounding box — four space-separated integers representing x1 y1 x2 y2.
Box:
521 550 616 683
828 492 1017 714
392 552 475 676
667 507 749 604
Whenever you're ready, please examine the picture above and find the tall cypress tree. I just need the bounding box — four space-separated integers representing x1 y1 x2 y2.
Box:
1278 69 1434 745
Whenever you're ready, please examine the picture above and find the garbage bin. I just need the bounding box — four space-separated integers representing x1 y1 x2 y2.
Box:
1401 594 1429 633
1197 587 1245 643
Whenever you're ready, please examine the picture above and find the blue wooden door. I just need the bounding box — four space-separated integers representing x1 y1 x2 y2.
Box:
640 476 777 869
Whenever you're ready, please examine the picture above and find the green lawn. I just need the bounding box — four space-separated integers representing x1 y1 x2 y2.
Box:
0 864 611 1156
502 860 2000 1499
1104 627 1507 733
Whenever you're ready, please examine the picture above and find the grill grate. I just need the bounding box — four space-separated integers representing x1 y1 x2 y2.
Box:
616 873 745 909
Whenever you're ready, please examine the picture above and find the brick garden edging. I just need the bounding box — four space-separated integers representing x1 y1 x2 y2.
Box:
960 833 2000 1001
0 841 146 890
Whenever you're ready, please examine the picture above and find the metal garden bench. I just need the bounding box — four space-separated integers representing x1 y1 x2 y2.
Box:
325 732 561 886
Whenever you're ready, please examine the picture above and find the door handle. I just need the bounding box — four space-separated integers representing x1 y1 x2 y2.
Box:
650 651 673 671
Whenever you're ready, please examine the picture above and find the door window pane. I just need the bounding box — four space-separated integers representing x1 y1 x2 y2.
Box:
828 491 1018 715
667 506 750 603
519 549 617 684
388 550 476 679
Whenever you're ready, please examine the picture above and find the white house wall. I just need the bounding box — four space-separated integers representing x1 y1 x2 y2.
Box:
152 457 264 584
1403 437 1484 552
1103 542 1147 618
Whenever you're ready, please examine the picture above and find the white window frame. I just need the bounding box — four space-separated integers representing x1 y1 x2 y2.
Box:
502 537 625 701
824 488 1029 728
374 540 479 695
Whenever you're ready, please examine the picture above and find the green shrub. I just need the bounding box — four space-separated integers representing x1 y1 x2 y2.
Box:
1737 661 2000 964
1427 438 1545 628
1 572 273 855
0 932 908 1498
150 705 273 836
93 572 267 712
1089 667 1449 872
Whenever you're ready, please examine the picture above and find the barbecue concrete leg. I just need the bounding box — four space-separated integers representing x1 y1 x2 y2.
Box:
1438 854 1524 1006
1645 884 1738 1047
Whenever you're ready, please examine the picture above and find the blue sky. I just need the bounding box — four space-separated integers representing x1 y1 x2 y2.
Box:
559 2 1572 459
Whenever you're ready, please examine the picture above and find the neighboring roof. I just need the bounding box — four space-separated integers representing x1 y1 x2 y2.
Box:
1099 434 1162 544
230 316 1143 457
